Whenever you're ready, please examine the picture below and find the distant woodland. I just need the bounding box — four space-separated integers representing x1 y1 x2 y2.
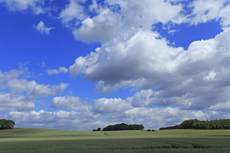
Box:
93 123 144 131
0 119 15 129
160 119 230 130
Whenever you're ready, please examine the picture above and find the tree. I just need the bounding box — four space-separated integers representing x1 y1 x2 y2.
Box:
97 127 101 131
0 119 15 129
92 129 96 131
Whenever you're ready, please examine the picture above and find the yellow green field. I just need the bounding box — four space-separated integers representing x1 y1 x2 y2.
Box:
1 128 230 152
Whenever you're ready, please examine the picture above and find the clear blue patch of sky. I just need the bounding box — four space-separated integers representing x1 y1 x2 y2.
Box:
35 97 54 112
94 87 137 100
66 75 138 102
0 7 101 71
153 20 223 50
0 89 10 94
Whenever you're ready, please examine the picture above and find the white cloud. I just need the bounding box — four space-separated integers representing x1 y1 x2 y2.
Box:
59 0 87 27
89 0 98 12
0 93 35 112
8 110 101 131
51 96 90 111
0 68 68 112
6 106 212 130
0 0 44 14
188 0 230 27
34 21 55 35
69 52 99 77
25 82 68 100
92 98 132 113
73 9 124 43
70 0 230 44
46 67 68 75
70 30 182 87
203 71 216 81
208 101 230 111
72 0 184 43
4 85 229 131
69 20 230 110
106 0 184 25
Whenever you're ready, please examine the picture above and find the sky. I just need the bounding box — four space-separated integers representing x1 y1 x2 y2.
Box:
0 0 230 131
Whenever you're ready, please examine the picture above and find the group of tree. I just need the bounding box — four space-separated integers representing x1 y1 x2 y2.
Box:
92 127 101 131
102 123 144 131
0 119 15 129
147 129 155 132
160 119 230 130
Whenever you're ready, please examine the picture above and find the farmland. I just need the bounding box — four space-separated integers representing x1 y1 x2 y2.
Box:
1 128 230 152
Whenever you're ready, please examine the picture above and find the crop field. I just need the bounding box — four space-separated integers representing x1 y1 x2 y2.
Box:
1 129 230 153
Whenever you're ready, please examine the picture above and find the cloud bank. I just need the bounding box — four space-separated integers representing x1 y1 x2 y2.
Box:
0 68 68 113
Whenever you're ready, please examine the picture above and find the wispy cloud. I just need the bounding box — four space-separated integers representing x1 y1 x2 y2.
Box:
0 0 44 14
46 67 68 75
34 21 55 35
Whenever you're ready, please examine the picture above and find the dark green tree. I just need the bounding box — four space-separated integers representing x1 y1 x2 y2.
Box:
0 119 15 129
103 123 144 131
160 119 230 130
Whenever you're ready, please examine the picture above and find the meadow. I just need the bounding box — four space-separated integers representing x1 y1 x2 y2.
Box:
0 128 230 152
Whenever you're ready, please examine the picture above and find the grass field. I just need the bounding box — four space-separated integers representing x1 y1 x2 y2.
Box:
1 128 230 152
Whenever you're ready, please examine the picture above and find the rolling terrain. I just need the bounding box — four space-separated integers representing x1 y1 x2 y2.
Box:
1 128 230 152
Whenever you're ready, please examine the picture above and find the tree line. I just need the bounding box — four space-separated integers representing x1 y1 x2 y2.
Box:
160 119 230 130
0 119 15 129
101 123 144 131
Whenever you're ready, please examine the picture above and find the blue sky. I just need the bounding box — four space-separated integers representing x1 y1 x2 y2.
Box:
1 0 230 131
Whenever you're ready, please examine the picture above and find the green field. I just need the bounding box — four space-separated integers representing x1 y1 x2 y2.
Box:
1 128 230 152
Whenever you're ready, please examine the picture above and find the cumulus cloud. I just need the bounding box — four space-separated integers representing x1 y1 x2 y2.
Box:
34 21 55 35
69 30 182 88
0 68 68 112
4 86 229 130
6 106 213 130
0 93 35 112
72 0 184 43
8 110 102 131
40 91 216 130
69 11 230 111
46 67 68 75
70 0 230 43
72 9 124 43
51 96 90 111
92 98 132 113
0 0 44 14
